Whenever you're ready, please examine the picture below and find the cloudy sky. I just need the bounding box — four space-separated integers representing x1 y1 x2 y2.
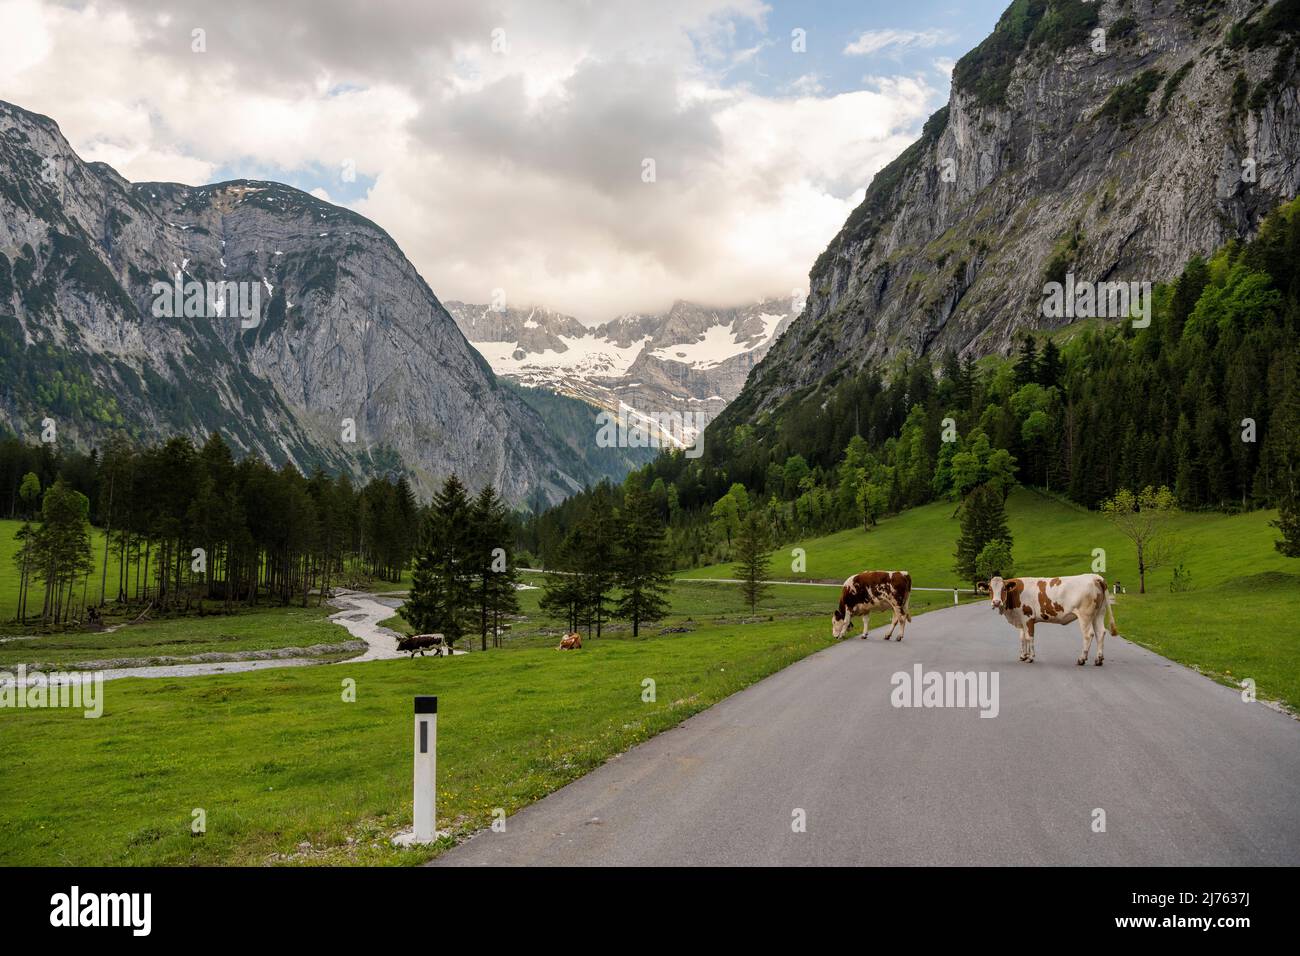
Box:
0 0 1007 322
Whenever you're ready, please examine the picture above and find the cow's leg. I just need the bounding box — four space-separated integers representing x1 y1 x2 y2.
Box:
1077 619 1093 666
882 600 905 641
1093 607 1107 666
1025 621 1036 662
860 612 869 639
1018 627 1028 662
894 605 907 642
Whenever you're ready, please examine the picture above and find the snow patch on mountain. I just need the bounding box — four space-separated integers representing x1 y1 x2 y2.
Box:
446 298 797 444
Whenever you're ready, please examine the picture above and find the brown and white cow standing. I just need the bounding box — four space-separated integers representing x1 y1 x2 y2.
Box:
987 573 1118 665
831 570 913 641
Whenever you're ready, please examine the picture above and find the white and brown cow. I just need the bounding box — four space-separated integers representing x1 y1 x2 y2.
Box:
987 573 1118 665
831 570 913 641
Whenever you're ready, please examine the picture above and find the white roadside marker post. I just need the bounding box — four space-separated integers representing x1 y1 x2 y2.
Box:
414 695 437 843
394 695 439 847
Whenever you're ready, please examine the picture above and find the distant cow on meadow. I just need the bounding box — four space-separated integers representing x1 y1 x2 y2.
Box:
987 574 1118 665
557 632 582 650
831 570 913 641
397 633 447 657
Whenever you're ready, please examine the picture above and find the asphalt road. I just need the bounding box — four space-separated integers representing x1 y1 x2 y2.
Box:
432 602 1300 866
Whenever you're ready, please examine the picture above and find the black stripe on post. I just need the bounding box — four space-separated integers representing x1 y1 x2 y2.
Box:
414 695 438 714
420 721 428 754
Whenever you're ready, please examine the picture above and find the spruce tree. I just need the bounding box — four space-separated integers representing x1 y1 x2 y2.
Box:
1013 334 1039 389
572 487 618 638
954 482 1012 589
469 484 519 650
405 475 475 648
614 484 672 637
1037 338 1063 389
1271 497 1300 558
732 509 772 613
539 530 584 633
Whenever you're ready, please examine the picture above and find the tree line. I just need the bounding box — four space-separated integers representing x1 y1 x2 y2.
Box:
5 431 421 625
403 475 522 651
533 481 673 638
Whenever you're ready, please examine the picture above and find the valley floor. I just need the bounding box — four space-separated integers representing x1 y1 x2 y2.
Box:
2 487 1295 866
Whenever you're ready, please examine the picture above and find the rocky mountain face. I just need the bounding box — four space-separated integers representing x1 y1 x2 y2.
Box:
446 298 795 440
0 99 598 506
726 0 1300 424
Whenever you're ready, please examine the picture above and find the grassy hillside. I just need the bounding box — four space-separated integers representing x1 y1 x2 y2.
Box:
685 487 1287 587
686 487 1300 706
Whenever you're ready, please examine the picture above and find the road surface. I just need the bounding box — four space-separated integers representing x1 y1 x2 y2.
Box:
433 601 1300 866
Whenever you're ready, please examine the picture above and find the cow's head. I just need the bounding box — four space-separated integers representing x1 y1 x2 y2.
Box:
988 576 1006 612
988 576 1021 614
831 607 850 639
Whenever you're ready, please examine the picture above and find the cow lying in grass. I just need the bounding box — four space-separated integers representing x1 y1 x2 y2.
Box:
987 574 1118 665
397 633 447 657
831 570 913 641
557 632 582 650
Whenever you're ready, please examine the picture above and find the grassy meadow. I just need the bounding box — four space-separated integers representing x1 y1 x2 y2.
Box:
1 597 838 865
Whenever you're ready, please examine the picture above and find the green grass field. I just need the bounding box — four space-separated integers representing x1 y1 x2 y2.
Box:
689 487 1300 708
0 605 353 670
0 614 837 865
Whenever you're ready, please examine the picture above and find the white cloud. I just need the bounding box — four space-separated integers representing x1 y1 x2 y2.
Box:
843 28 956 57
0 0 946 323
785 73 826 96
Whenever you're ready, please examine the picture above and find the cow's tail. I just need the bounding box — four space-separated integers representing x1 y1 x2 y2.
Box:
1104 591 1118 636
903 575 913 621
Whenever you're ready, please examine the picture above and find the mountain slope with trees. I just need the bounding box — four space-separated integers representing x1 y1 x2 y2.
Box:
723 0 1300 424
525 197 1300 571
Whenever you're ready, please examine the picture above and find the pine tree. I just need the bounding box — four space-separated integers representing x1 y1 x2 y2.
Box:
469 484 519 650
1272 498 1300 558
405 475 475 648
31 479 95 624
957 353 978 412
539 531 584 633
1037 338 1063 389
614 484 672 637
732 509 772 613
1013 334 1039 389
954 482 1012 589
572 487 618 638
